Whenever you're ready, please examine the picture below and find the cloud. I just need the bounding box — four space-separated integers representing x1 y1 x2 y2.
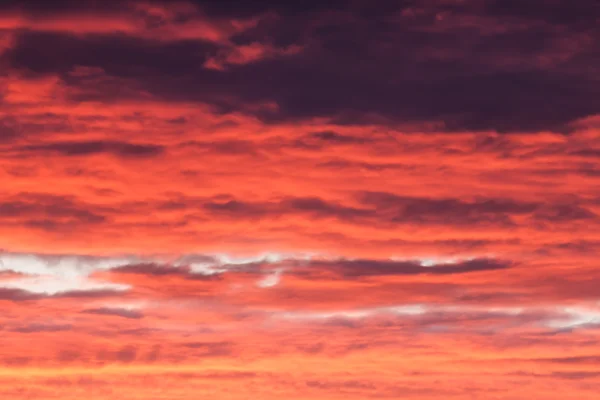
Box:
10 323 73 333
109 262 225 282
111 263 192 276
2 1 597 132
0 1 260 43
0 252 133 276
0 193 109 229
307 257 513 278
358 191 597 226
204 42 302 70
0 117 20 142
305 131 369 145
82 307 144 319
114 346 137 363
16 140 165 158
0 1 598 397
0 287 39 301
195 195 371 222
0 252 134 300
0 286 125 302
181 341 233 357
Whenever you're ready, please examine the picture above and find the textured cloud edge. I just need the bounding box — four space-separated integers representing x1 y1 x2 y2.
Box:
1 250 598 335
1 0 599 133
1 249 600 399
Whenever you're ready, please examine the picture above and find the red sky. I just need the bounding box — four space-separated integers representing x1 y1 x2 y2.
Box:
1 0 600 398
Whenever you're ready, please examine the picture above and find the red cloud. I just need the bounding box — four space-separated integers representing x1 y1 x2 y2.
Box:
0 0 599 398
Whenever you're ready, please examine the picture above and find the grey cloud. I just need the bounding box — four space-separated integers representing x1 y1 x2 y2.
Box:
0 287 125 302
306 258 513 278
82 307 144 319
10 323 73 333
110 262 223 281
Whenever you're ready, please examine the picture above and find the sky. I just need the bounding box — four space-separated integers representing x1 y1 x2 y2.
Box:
0 0 599 398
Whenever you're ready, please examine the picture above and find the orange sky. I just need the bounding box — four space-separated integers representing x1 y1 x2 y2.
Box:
1 0 600 399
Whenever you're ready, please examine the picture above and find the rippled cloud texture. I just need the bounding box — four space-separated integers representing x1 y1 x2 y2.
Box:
1 0 600 399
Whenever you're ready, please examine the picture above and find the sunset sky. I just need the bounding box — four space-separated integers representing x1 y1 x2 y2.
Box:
1 0 600 398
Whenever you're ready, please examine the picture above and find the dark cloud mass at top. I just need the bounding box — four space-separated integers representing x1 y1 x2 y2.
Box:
1 0 598 132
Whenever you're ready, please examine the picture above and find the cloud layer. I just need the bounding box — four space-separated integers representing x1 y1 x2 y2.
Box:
0 0 599 399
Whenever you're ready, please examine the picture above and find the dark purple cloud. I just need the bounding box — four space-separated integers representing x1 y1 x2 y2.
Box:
2 0 598 132
17 141 165 158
